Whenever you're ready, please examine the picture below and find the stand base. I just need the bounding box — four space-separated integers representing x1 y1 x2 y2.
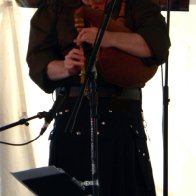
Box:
11 166 86 196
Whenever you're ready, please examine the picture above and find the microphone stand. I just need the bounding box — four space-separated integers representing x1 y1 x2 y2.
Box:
0 112 47 132
163 1 171 196
64 0 118 195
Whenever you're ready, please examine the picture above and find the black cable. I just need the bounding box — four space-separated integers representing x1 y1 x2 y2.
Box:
0 134 42 146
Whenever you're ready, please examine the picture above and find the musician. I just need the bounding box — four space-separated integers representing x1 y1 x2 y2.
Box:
26 0 170 195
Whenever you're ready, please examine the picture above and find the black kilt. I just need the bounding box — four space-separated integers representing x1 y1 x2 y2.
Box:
48 96 156 196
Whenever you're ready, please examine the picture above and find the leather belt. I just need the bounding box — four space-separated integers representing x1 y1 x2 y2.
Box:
117 88 141 100
68 87 116 97
67 87 141 100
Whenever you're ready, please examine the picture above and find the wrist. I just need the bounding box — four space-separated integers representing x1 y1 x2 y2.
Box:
47 60 69 80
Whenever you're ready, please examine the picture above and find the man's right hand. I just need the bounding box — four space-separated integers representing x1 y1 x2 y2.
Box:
47 47 85 81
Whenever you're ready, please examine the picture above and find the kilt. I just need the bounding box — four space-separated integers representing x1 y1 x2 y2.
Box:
48 96 156 196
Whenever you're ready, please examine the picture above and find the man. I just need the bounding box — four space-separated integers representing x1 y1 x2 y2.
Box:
27 0 170 195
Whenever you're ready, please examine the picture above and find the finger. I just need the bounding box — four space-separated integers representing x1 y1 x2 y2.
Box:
76 28 90 42
71 47 84 55
66 49 84 60
65 56 85 67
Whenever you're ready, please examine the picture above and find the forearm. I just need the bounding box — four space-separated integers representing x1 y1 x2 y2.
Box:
76 27 153 58
47 60 69 80
107 31 153 58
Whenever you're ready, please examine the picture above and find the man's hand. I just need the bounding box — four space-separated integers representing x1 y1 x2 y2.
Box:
47 47 86 80
74 27 112 48
64 47 86 76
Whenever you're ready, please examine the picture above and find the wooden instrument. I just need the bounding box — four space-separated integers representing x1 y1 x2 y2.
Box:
79 5 158 88
74 9 86 84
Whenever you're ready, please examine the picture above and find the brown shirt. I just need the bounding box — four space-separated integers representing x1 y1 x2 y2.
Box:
26 0 170 93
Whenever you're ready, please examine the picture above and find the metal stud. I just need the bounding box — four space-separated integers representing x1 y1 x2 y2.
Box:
135 130 139 135
101 121 106 125
76 131 82 135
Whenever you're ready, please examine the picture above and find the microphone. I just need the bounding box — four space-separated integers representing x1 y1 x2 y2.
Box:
40 87 67 135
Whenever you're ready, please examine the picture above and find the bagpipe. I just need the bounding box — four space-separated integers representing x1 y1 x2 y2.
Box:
15 0 188 87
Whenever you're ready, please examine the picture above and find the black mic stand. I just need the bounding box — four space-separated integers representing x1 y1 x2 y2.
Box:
163 1 171 196
64 0 118 195
0 112 47 132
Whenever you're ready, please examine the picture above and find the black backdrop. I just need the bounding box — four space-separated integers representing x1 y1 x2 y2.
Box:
15 0 190 11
